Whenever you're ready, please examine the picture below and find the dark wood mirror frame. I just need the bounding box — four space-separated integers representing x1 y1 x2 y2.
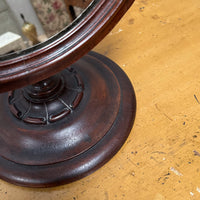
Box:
0 0 136 187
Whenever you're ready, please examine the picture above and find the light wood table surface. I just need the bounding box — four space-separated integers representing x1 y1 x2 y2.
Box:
1 0 200 199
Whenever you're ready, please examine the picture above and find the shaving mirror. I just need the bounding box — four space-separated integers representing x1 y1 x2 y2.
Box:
0 0 136 187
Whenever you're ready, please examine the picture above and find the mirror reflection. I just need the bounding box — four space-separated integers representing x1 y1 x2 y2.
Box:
0 0 93 55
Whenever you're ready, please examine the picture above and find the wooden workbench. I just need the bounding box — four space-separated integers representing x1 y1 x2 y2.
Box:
1 0 200 199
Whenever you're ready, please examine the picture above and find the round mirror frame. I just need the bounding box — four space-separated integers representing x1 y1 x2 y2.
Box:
0 0 134 93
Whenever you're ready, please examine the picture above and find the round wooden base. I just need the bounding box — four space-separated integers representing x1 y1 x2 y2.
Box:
0 52 136 187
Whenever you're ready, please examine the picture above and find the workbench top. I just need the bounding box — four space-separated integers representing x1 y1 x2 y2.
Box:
1 0 200 199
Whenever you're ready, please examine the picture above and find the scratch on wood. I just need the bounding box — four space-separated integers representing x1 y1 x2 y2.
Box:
194 94 200 104
170 167 183 176
155 104 173 121
110 28 123 35
152 151 166 154
196 187 200 193
104 191 109 200
193 150 200 156
190 192 194 196
150 156 159 163
126 157 138 167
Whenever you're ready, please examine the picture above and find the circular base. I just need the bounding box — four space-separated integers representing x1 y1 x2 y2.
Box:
0 52 136 187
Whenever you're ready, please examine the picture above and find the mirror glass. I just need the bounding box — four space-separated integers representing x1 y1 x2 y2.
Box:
0 0 93 56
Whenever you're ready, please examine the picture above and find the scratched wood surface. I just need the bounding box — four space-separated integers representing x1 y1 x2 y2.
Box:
1 0 200 199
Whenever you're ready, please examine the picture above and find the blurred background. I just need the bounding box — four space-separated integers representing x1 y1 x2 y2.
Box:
0 0 92 55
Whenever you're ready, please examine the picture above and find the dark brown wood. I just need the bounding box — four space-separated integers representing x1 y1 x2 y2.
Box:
0 0 135 93
8 71 83 125
0 51 136 187
2 53 121 165
0 0 136 188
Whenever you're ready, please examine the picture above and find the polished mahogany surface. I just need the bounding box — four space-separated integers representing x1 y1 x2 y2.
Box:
0 0 135 93
0 51 136 187
0 0 136 187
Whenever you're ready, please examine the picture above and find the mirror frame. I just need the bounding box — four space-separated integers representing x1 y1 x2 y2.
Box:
0 0 134 93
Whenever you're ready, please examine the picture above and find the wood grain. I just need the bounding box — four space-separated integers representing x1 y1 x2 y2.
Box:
1 0 200 199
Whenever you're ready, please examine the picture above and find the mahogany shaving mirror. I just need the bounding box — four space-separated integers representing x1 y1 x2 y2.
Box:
0 0 136 187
